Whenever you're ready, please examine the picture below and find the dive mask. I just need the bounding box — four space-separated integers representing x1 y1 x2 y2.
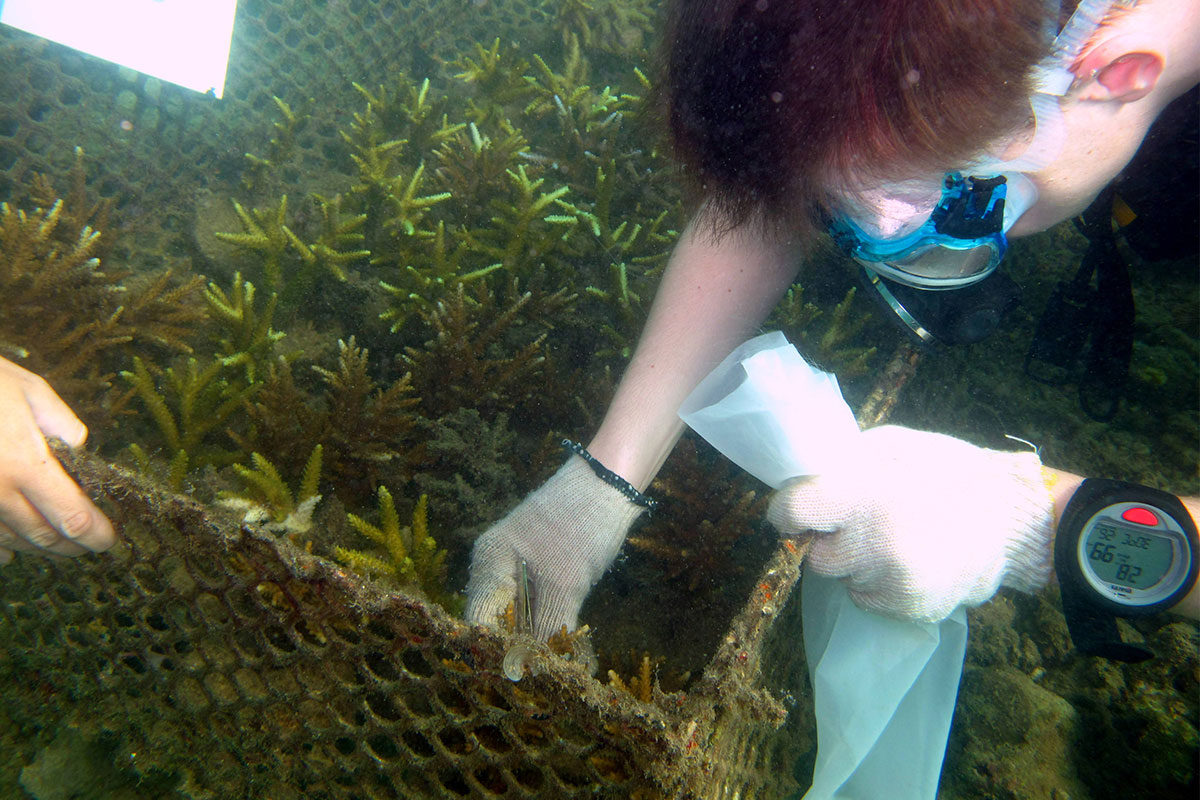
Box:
829 171 1039 290
828 0 1118 343
827 0 1118 292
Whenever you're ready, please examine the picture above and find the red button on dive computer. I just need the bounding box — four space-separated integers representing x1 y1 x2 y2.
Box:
1121 506 1159 526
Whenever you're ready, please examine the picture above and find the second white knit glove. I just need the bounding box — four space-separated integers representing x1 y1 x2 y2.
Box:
767 425 1056 623
465 452 648 639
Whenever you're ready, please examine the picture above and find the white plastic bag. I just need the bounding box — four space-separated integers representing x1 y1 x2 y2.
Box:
802 576 966 800
678 331 859 485
680 331 967 800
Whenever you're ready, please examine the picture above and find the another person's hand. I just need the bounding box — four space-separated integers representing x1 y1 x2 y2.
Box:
465 454 647 639
0 357 116 564
767 425 1056 623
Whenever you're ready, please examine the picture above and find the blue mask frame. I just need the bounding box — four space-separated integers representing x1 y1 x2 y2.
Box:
829 173 1010 290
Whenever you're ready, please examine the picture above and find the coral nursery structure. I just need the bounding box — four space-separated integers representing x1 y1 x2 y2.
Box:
0 1 1194 798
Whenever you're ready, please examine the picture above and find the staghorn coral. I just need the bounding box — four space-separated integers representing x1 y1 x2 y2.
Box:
230 356 325 480
114 268 206 357
568 166 678 356
214 194 367 297
1 198 119 379
236 339 422 507
376 161 453 243
600 649 692 701
351 78 467 167
376 219 503 335
335 489 463 614
432 119 530 227
0 195 203 420
213 196 297 288
554 0 657 55
120 354 258 478
241 95 311 195
628 437 769 593
203 272 286 383
399 278 575 420
451 39 536 124
519 37 644 184
606 651 656 703
313 337 422 498
300 193 371 282
770 284 878 380
455 163 576 275
218 444 323 535
411 408 521 534
340 79 460 254
28 147 118 261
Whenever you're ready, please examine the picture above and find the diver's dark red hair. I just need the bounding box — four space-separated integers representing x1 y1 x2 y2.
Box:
660 0 1053 237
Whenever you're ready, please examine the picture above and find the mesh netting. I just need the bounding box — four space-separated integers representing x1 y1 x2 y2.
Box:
0 442 823 799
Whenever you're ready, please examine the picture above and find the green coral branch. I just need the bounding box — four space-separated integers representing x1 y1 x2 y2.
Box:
336 490 461 612
204 272 286 383
214 197 293 288
381 161 452 238
121 354 259 467
378 218 502 333
241 95 310 194
218 445 323 532
348 78 465 166
308 193 371 280
216 194 365 294
452 39 534 121
460 166 573 269
122 356 180 451
770 285 878 379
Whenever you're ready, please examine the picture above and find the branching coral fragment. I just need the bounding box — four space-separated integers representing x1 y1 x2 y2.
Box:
214 196 295 288
335 489 462 612
380 161 453 239
204 272 285 383
121 354 258 471
452 39 535 121
628 438 768 592
401 281 554 419
555 0 656 55
771 285 877 379
607 651 656 703
306 193 371 281
219 445 323 534
459 165 573 271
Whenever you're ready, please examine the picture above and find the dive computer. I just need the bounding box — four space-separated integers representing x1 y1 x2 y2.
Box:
1055 478 1197 662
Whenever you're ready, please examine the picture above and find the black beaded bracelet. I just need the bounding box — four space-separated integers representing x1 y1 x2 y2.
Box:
561 439 657 511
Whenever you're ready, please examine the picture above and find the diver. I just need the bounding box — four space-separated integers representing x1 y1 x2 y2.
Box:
463 0 1200 644
458 3 1200 793
0 1 1194 795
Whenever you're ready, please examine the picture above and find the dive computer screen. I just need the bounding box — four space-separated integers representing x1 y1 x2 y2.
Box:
1083 520 1175 589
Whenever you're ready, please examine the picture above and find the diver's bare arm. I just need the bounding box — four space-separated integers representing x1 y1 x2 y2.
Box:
586 214 801 492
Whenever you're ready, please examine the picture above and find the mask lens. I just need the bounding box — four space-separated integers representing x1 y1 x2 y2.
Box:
888 242 997 281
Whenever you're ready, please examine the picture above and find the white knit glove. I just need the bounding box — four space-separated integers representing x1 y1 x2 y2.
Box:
465 454 647 639
767 425 1055 623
